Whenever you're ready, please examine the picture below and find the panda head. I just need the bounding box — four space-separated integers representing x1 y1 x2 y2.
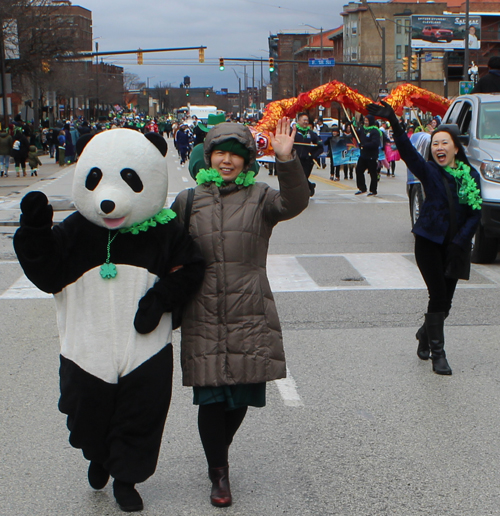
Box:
73 129 168 230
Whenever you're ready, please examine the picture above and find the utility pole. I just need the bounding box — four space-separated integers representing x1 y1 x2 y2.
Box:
0 19 9 129
95 41 99 119
407 20 412 82
463 0 470 80
319 27 324 86
381 26 386 88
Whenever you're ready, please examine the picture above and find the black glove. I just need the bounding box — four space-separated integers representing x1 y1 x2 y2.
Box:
134 288 166 334
367 101 404 137
20 191 53 227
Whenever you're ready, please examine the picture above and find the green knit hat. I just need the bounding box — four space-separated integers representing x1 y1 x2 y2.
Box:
211 139 250 162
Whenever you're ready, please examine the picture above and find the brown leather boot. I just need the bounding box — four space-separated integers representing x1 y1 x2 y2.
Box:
209 466 232 507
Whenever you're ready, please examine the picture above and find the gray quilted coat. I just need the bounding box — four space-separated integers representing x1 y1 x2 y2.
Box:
172 125 309 387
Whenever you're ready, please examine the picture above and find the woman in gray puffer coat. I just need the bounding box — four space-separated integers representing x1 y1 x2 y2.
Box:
172 118 309 508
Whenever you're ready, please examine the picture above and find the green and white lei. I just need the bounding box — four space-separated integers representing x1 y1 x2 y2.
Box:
444 161 482 210
195 168 256 187
119 208 177 235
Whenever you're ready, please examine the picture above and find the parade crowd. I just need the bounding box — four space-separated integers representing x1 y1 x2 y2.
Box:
9 91 484 512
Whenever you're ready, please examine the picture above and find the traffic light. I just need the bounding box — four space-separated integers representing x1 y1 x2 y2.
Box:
219 58 225 71
402 57 409 72
411 54 418 71
199 48 205 63
137 51 143 65
269 58 275 72
165 89 169 95
205 89 210 97
186 89 190 97
42 60 50 73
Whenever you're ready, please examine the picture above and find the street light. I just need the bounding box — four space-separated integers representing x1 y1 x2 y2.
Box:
375 19 387 88
302 24 324 85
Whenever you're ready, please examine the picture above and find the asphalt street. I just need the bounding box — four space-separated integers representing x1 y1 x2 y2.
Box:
2 139 500 515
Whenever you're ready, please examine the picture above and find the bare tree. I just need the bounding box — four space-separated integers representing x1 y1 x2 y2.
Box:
1 0 79 128
124 72 145 92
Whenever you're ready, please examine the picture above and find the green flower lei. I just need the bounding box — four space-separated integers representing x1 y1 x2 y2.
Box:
444 161 482 210
195 168 256 187
296 124 310 137
119 208 177 235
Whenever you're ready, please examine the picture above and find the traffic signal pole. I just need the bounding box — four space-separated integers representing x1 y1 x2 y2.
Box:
0 20 8 129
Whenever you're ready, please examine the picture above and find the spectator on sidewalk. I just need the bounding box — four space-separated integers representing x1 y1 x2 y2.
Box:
0 127 13 177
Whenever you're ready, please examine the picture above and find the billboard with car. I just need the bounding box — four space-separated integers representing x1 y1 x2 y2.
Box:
411 15 481 50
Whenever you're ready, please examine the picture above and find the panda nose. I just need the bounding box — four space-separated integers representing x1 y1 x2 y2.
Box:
100 200 115 214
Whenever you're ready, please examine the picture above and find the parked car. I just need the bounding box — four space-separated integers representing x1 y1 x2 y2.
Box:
422 25 454 43
407 93 500 263
321 118 339 128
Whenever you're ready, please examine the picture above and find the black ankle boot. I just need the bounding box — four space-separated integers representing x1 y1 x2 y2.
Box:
425 312 452 375
88 461 109 490
113 479 144 512
416 323 430 360
208 466 232 507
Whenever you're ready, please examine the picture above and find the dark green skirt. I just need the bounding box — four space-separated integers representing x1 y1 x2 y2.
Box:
193 383 266 410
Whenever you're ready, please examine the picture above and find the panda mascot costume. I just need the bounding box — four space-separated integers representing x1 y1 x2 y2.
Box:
14 129 205 512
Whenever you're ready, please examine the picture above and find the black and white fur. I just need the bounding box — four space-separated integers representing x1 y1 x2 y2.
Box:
14 129 204 493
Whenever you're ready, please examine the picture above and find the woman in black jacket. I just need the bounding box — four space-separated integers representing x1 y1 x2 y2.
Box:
368 101 482 375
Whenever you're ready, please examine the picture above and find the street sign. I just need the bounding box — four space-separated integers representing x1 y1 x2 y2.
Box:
459 81 475 95
425 53 432 63
215 91 228 95
308 58 335 67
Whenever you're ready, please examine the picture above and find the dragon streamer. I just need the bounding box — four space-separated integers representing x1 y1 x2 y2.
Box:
251 81 451 157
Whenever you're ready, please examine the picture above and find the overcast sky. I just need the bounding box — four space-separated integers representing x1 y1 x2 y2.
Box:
77 0 347 92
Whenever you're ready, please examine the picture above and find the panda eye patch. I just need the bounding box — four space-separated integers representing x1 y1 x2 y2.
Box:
85 167 103 191
120 168 143 193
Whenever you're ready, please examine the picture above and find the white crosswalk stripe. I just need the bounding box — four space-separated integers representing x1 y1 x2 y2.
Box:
1 253 497 299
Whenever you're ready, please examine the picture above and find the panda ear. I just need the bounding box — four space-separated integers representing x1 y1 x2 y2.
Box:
144 132 168 157
76 134 94 156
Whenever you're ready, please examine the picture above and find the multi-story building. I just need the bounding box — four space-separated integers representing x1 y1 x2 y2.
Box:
268 33 310 100
341 0 500 97
294 27 344 94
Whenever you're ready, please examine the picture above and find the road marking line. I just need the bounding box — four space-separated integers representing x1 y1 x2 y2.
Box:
1 253 497 299
267 255 318 291
0 275 52 299
310 173 353 190
275 367 304 407
344 253 426 289
182 177 189 182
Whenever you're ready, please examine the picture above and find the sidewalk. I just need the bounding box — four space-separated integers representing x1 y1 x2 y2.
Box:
0 153 76 228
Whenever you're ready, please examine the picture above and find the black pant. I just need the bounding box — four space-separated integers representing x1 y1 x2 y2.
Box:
414 235 458 314
343 164 354 179
355 156 378 194
198 403 248 468
330 161 340 178
59 345 173 484
299 158 315 194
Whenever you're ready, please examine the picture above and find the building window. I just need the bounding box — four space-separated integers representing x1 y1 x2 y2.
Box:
396 20 402 34
351 51 357 60
396 45 402 60
404 19 410 34
352 23 357 35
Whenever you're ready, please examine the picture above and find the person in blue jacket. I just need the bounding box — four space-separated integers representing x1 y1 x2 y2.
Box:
368 101 482 375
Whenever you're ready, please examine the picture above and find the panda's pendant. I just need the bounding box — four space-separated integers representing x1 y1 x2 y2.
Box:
100 262 117 279
101 230 119 279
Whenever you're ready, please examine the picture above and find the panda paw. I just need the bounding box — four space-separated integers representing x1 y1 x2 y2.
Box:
134 290 164 334
20 191 53 227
